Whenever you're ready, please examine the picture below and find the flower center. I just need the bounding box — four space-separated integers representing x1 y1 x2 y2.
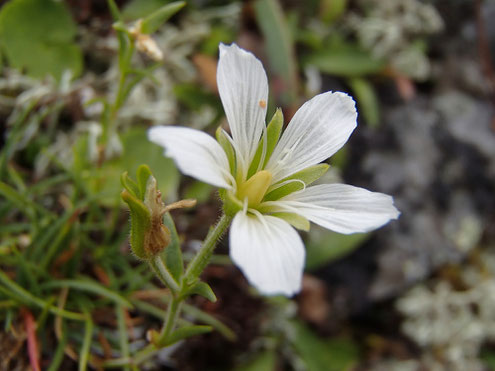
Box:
236 170 272 208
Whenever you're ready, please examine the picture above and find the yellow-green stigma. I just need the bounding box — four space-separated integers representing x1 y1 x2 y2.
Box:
236 170 272 208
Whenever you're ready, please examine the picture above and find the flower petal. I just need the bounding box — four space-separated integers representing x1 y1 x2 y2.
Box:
229 212 305 296
266 92 357 183
148 126 232 189
278 184 400 234
217 43 269 174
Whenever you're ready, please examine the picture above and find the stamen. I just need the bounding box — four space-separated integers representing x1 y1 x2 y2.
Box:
269 135 304 179
261 200 301 215
267 178 306 193
248 208 269 230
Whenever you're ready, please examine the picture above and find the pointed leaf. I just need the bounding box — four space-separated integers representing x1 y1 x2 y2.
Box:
247 108 283 178
106 0 122 21
160 212 183 282
187 281 217 302
120 171 140 198
264 163 329 201
254 0 297 105
140 1 185 34
121 190 150 259
136 164 153 199
165 325 212 346
348 77 380 128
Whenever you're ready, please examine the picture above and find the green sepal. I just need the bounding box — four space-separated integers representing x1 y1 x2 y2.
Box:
183 281 217 302
165 325 213 346
121 190 151 259
120 171 140 199
216 126 236 174
140 1 185 34
272 212 310 231
222 191 243 217
160 212 183 282
218 188 227 202
247 108 283 178
264 164 329 201
137 164 153 199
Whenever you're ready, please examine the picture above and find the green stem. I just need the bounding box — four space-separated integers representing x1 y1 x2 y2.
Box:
157 298 182 346
184 214 232 282
149 256 180 294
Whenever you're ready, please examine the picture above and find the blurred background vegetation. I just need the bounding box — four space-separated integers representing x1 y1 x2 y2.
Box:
0 0 494 370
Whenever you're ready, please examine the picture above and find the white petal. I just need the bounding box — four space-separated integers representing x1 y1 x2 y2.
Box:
266 92 357 183
278 184 400 234
217 43 268 174
230 212 305 296
148 126 232 189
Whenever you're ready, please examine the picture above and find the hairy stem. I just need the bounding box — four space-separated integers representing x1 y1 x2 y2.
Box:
184 214 232 282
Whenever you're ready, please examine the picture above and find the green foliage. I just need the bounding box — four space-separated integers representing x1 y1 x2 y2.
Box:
320 0 348 23
73 127 179 206
123 0 172 21
305 227 370 270
290 320 358 371
235 350 277 371
304 42 385 77
140 1 186 34
161 212 184 282
254 0 297 105
165 325 213 346
348 77 380 128
183 281 217 302
0 0 82 80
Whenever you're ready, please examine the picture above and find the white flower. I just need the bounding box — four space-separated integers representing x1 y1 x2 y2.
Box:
148 43 399 296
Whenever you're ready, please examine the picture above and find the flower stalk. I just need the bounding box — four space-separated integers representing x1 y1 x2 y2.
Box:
184 213 233 284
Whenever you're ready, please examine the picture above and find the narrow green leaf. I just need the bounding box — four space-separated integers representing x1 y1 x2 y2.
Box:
107 0 122 21
165 325 212 346
161 212 183 282
120 171 140 199
304 43 385 77
347 77 380 128
0 271 85 321
180 300 236 341
305 227 370 270
46 330 67 371
254 0 297 105
116 305 131 371
235 350 277 371
121 190 151 259
140 1 185 34
216 126 236 174
186 281 217 302
264 164 329 201
136 164 153 200
41 279 133 308
79 314 94 371
290 320 358 371
247 108 283 178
